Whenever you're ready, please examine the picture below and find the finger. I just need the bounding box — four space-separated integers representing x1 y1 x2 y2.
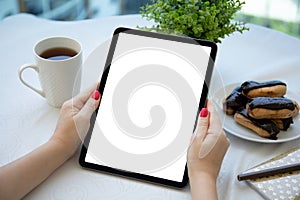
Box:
188 108 209 152
78 90 101 120
207 100 221 125
199 133 220 159
206 100 223 134
187 110 209 162
199 100 223 158
73 83 99 109
195 108 209 139
199 131 230 159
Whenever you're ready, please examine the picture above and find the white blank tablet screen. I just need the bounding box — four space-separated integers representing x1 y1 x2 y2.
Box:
85 32 211 182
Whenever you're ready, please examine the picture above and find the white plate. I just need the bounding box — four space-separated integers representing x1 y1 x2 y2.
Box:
212 83 300 143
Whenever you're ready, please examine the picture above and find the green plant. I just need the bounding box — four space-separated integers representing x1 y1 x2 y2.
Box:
139 0 249 43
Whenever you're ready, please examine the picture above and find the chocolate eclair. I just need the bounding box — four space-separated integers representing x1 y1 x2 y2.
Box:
223 86 248 115
234 109 280 139
241 80 287 98
292 100 300 117
272 118 294 131
246 97 296 119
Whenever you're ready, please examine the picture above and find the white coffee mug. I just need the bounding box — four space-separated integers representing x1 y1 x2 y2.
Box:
18 37 82 107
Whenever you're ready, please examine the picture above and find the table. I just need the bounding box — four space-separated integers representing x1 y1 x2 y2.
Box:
1 14 300 200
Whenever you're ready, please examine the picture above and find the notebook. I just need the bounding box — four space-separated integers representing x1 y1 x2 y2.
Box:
243 147 300 200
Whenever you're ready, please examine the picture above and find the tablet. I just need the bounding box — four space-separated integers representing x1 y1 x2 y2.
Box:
79 27 217 188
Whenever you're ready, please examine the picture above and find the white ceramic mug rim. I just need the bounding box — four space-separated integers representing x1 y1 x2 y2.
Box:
34 36 82 62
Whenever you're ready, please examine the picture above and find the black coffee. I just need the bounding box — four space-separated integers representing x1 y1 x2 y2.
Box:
40 47 77 60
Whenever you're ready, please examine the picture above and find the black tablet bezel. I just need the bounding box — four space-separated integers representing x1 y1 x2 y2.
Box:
79 27 217 188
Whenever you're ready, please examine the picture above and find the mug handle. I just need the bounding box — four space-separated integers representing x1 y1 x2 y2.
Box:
18 64 45 97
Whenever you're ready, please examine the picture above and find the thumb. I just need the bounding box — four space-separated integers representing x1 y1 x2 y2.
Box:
79 90 100 119
195 108 209 139
198 133 220 159
188 108 209 159
190 108 209 147
198 100 221 159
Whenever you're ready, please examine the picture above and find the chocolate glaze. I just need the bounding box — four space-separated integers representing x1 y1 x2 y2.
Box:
242 80 286 95
238 109 280 137
248 97 295 110
273 117 294 131
224 86 248 109
233 85 242 93
282 117 294 130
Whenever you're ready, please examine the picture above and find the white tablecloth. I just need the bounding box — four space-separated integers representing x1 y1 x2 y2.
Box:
1 14 300 200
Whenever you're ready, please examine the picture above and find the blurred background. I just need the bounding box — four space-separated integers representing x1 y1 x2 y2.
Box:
0 0 299 38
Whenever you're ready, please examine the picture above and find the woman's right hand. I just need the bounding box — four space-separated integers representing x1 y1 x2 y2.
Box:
188 100 230 179
187 100 230 199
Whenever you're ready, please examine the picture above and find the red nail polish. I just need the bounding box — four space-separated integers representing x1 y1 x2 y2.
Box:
200 108 208 117
92 90 100 100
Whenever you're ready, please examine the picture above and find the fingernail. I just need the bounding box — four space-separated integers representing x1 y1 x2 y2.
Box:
92 90 100 100
200 108 208 117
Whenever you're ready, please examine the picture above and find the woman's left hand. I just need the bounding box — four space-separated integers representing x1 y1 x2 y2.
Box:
51 83 101 157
